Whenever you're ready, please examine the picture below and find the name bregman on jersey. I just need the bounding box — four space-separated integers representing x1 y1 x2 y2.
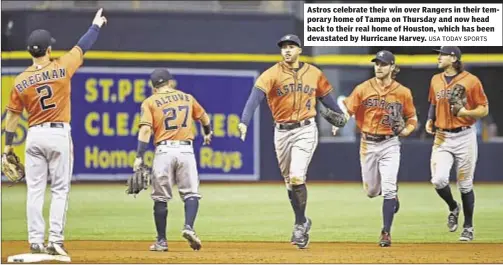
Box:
276 83 315 97
15 68 67 93
155 93 191 107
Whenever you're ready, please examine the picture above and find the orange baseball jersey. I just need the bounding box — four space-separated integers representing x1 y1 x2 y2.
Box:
428 71 488 129
254 62 332 123
343 78 417 135
6 46 83 126
139 90 206 143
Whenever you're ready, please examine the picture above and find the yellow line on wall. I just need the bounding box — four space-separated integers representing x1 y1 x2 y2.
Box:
2 51 503 65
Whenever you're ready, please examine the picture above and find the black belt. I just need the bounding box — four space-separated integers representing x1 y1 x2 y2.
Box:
362 133 394 142
30 122 64 128
437 126 471 133
276 119 311 130
156 140 192 146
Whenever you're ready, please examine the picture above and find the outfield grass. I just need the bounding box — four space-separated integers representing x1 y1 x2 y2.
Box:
2 182 502 243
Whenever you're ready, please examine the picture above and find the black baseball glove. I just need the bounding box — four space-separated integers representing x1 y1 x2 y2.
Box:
320 107 347 128
388 104 405 136
126 165 151 197
390 113 405 136
449 84 467 116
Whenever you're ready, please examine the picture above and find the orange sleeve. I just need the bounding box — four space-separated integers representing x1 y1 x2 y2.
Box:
138 100 153 128
316 72 333 98
6 87 24 113
403 90 418 128
470 79 488 106
254 69 275 93
192 97 206 120
59 46 84 77
343 85 362 116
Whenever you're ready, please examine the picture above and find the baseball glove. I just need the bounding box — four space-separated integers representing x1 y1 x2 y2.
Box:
390 114 405 136
1 150 25 184
388 105 405 136
320 108 347 128
126 165 151 197
449 84 467 116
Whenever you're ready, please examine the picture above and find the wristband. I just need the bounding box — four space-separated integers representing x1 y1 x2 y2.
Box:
136 140 149 158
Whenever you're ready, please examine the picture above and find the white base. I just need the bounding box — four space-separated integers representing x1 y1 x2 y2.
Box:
7 253 71 263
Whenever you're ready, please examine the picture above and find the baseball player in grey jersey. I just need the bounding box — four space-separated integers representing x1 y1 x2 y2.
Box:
426 46 489 241
2 9 107 255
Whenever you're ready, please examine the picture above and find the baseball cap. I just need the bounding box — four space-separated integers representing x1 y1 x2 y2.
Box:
277 34 302 48
371 50 395 64
27 29 56 51
433 46 462 60
150 68 174 88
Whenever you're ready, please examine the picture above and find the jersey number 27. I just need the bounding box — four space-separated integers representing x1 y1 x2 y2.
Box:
163 105 189 131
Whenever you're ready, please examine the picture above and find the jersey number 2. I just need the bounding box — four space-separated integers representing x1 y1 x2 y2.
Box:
163 105 189 131
36 85 56 111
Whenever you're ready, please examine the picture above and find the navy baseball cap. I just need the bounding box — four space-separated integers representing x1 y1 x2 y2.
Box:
371 50 395 64
277 34 302 48
150 68 174 88
433 46 462 60
27 29 56 51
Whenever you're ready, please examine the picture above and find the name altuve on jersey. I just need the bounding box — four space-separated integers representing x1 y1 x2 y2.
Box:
154 93 191 107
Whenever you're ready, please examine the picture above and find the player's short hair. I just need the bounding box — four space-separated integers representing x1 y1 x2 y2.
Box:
154 79 177 90
453 60 464 73
28 47 47 58
391 65 400 79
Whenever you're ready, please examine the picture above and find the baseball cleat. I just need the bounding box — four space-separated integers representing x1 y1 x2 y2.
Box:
292 218 312 249
448 203 461 232
30 243 46 254
149 239 168 252
46 242 68 256
379 229 391 247
459 227 474 241
182 225 202 251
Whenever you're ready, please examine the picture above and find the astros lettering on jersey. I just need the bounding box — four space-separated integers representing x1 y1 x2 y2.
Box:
428 71 488 129
139 91 207 143
343 78 417 135
254 61 332 123
6 47 83 126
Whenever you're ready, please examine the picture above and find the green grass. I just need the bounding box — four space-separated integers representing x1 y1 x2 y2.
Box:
2 182 503 243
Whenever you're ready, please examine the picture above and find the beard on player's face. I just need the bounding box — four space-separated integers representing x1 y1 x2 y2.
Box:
374 62 392 79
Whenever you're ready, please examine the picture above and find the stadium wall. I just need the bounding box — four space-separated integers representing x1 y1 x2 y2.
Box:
2 10 502 182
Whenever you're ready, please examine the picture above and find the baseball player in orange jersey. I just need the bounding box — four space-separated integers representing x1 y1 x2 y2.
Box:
238 34 347 249
134 68 213 252
2 9 107 255
426 46 489 241
340 50 418 247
